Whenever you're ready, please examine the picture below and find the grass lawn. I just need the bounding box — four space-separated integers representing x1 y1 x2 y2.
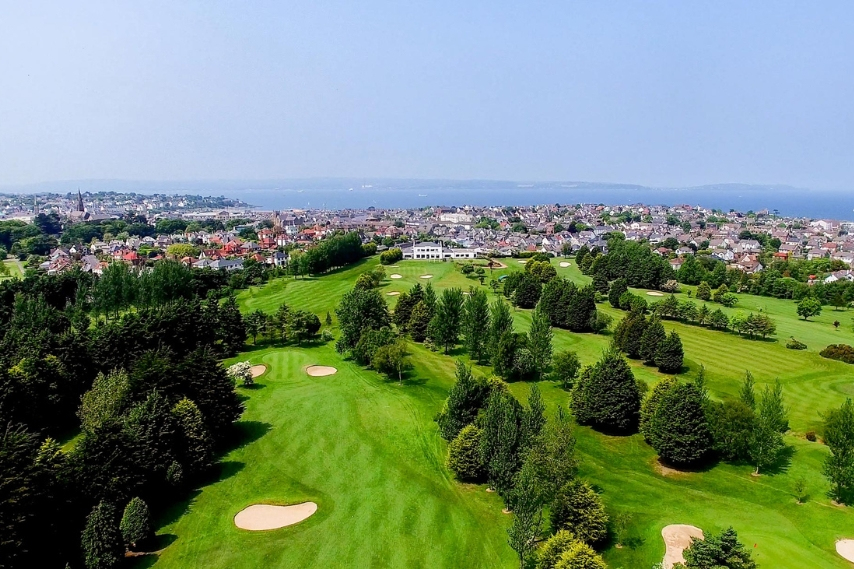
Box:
1 259 24 279
145 257 854 568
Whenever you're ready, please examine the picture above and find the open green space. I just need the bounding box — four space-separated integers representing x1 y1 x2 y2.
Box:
148 257 854 569
1 258 24 279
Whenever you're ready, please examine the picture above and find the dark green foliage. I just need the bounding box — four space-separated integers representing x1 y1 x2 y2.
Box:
595 239 675 289
335 286 391 353
647 382 713 467
492 331 529 381
549 479 609 545
696 281 712 300
822 398 854 504
565 286 598 333
682 526 757 569
591 270 609 295
123 391 181 487
820 344 854 364
786 337 807 350
512 272 542 309
614 312 648 359
120 497 152 549
707 399 756 462
462 288 491 362
524 406 578 503
506 458 544 568
436 361 493 440
655 331 684 374
750 380 788 474
480 389 525 497
447 424 486 481
172 398 214 477
487 299 514 357
81 501 124 569
407 301 431 342
639 376 678 444
608 277 628 308
639 316 665 364
571 347 641 434
528 305 553 377
393 283 423 331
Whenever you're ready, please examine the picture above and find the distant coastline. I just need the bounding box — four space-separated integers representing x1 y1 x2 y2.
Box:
0 178 850 221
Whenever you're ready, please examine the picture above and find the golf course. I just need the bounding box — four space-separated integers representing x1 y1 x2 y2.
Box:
144 257 854 568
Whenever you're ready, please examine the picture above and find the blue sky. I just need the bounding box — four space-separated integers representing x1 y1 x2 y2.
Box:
1 1 852 189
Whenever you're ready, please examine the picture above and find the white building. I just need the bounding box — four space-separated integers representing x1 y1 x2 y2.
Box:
401 241 479 260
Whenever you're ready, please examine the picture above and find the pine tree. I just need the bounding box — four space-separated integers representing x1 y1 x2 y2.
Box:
480 390 524 496
172 397 213 476
488 300 514 357
683 527 757 569
120 497 152 550
429 288 465 353
608 278 628 309
639 376 678 445
639 316 665 364
522 384 546 448
823 398 854 504
436 361 491 440
616 312 648 358
447 424 485 481
538 530 576 569
528 305 553 377
648 382 713 467
81 501 124 569
407 301 431 342
571 346 641 433
655 331 684 373
462 288 491 362
550 479 608 545
506 458 544 568
554 541 607 569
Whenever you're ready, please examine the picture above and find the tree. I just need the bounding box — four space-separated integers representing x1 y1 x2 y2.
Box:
79 370 131 433
429 288 465 353
244 310 267 344
682 527 757 569
462 288 491 362
524 406 577 503
480 390 525 497
797 297 822 320
528 305 553 377
165 243 200 259
287 310 321 346
739 371 756 410
172 397 213 476
550 479 608 545
551 350 581 390
749 380 788 474
488 299 514 358
639 316 665 364
655 331 684 374
608 277 628 308
512 272 542 308
822 398 854 504
335 287 391 353
647 382 713 467
571 346 642 434
81 501 124 569
538 530 576 569
436 361 492 440
615 312 647 359
447 424 485 481
407 301 431 342
554 541 607 569
696 281 712 301
506 458 544 568
227 361 254 387
707 399 755 462
371 339 411 382
120 497 152 550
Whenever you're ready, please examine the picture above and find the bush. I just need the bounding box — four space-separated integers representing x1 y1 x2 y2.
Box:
554 541 607 569
805 431 817 442
120 497 152 550
786 337 807 350
82 501 124 569
820 344 854 364
447 425 485 481
379 248 403 265
538 530 576 569
227 361 253 387
550 479 609 545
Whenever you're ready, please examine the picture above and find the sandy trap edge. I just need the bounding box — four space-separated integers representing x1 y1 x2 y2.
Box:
249 364 267 379
234 502 318 531
647 291 665 296
306 365 337 377
837 540 854 563
661 524 703 569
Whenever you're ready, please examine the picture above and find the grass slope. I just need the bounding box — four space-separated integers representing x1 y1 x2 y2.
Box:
146 257 854 569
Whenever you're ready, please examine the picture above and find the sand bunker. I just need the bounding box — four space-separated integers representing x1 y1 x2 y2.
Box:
837 540 854 563
306 365 337 377
234 502 317 531
250 365 267 379
387 291 400 296
420 274 433 279
559 262 570 267
662 525 704 569
647 291 665 297
390 274 403 279
517 259 528 264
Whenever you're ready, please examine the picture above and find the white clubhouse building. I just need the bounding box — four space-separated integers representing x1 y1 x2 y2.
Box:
400 241 479 260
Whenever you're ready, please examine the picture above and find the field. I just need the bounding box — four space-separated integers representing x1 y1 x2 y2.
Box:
146 257 854 569
1 259 24 279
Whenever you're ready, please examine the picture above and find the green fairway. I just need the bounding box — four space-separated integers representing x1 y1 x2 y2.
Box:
147 257 854 569
1 259 23 279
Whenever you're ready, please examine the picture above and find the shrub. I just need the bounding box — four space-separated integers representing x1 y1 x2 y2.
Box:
820 344 854 364
81 501 124 569
550 479 609 545
660 279 680 293
786 337 807 350
120 497 152 550
805 431 817 442
227 361 253 387
379 248 403 265
447 425 485 482
538 530 576 569
554 541 607 569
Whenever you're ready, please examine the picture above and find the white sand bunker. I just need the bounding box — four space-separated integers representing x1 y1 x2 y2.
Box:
517 259 528 264
647 291 665 297
390 274 403 279
306 365 337 377
250 365 267 378
837 540 854 563
420 274 433 279
234 502 317 531
387 291 400 296
560 262 570 267
662 525 704 569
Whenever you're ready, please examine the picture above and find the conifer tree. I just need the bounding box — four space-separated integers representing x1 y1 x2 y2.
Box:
655 330 684 374
608 277 628 309
172 397 213 476
462 288 491 362
407 301 431 342
823 398 854 504
639 316 665 364
480 390 524 496
571 346 641 433
436 361 491 440
528 305 553 377
696 281 712 301
81 501 124 569
648 382 713 467
119 497 152 550
749 380 788 474
550 479 608 545
488 300 514 357
739 371 756 410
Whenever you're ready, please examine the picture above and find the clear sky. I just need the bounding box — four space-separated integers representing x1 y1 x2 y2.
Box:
1 1 852 189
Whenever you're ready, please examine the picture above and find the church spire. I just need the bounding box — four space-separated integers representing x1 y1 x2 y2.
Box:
77 189 84 212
